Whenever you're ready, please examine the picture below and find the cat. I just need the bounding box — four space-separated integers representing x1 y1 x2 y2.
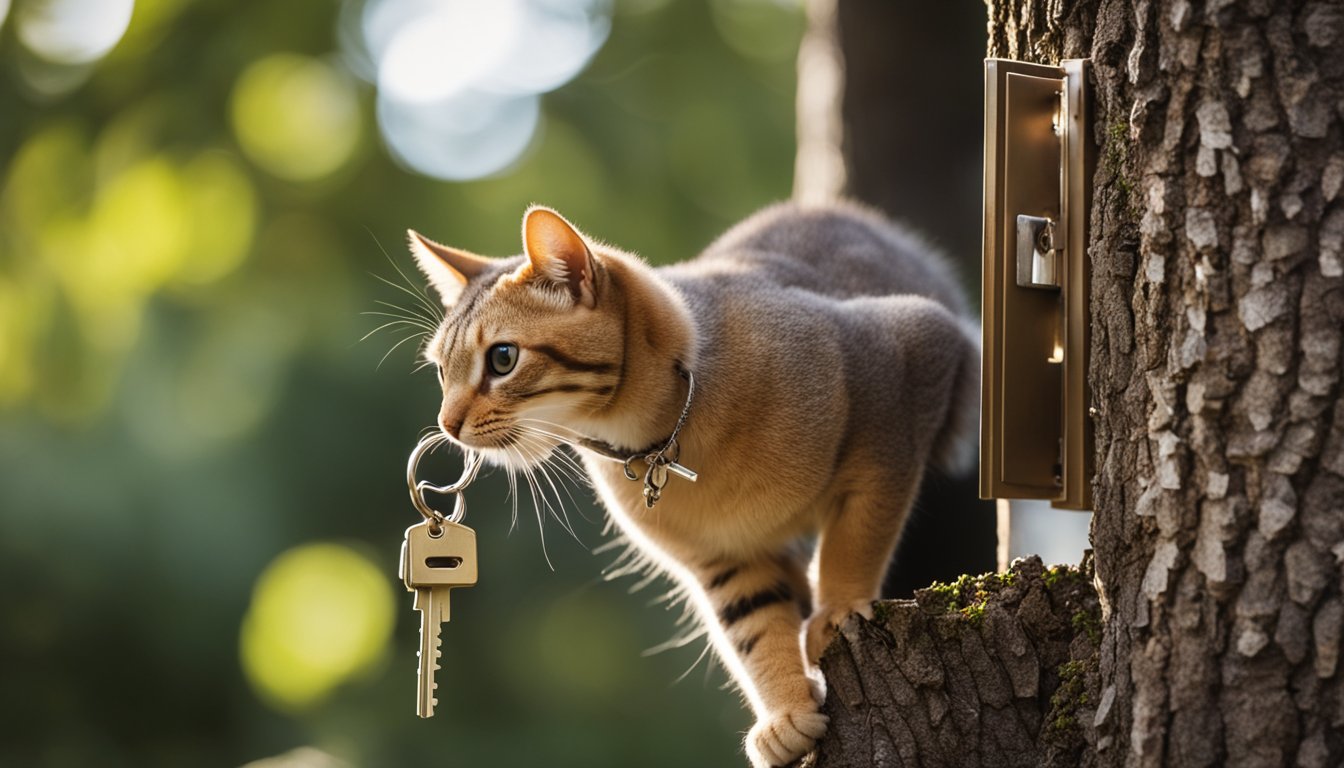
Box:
408 201 979 767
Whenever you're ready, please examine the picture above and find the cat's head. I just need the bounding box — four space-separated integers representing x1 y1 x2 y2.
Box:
409 206 626 469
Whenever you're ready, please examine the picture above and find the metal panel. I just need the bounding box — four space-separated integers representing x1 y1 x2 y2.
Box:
980 58 1093 510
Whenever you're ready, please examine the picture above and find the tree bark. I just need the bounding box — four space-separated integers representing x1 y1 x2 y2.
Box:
802 556 1102 768
801 0 1344 765
987 1 1344 764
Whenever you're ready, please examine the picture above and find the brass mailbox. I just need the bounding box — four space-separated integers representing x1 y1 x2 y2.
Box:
980 58 1093 511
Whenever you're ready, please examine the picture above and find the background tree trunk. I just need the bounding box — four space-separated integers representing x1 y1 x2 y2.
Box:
795 0 998 599
802 0 1344 765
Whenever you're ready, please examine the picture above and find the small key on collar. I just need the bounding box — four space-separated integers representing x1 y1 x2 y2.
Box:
640 456 697 508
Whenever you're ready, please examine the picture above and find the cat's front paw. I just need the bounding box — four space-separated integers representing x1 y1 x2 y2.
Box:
746 707 829 767
804 600 874 665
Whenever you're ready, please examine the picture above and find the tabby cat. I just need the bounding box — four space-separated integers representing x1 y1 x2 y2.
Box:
408 202 978 767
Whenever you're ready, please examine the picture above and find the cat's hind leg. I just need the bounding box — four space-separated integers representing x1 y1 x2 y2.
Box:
804 472 921 665
691 554 827 768
803 295 963 663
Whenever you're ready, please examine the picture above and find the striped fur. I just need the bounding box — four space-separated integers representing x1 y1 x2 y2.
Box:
410 202 978 767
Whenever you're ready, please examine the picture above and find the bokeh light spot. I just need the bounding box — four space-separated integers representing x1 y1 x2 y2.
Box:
78 156 188 304
16 0 134 64
349 0 608 180
376 0 520 104
484 0 610 94
231 54 361 182
240 543 395 711
376 89 540 181
176 152 257 286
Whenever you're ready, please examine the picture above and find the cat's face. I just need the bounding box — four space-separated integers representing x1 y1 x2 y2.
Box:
412 207 623 469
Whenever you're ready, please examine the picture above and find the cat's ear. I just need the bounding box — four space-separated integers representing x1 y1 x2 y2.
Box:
521 206 597 308
407 230 491 306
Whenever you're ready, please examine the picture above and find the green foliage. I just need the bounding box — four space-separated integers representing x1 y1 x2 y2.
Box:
0 1 805 766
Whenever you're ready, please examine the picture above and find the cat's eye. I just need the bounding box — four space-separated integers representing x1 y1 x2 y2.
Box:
487 343 518 376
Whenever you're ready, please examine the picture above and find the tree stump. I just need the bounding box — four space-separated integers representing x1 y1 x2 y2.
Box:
801 556 1101 768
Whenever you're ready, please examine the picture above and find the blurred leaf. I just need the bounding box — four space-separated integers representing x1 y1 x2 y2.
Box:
240 543 396 712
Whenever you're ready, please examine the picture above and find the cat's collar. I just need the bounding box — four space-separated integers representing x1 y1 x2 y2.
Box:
577 362 697 509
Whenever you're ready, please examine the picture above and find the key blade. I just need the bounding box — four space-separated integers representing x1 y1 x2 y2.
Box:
415 588 442 718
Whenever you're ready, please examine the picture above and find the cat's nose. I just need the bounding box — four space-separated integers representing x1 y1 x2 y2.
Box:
439 404 467 438
440 415 464 438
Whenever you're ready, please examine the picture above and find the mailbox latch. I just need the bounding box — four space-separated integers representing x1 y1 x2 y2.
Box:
1016 214 1059 289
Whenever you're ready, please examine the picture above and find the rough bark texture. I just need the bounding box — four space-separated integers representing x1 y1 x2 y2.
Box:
799 0 1344 765
988 1 1344 765
800 556 1102 768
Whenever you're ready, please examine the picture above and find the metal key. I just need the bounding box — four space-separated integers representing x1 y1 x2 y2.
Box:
399 519 478 718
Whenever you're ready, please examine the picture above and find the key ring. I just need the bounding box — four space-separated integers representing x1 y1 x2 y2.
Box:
407 435 483 530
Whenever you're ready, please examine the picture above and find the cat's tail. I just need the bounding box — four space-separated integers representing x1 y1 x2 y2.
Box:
930 317 981 477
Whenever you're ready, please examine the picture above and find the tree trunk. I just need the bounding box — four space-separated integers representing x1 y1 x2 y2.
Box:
802 0 1344 765
796 0 998 600
988 1 1344 764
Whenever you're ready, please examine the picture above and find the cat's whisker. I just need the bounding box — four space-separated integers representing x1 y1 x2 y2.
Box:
512 422 595 480
372 300 439 331
360 309 437 331
500 442 525 534
376 329 431 371
505 427 585 492
365 228 444 324
514 428 590 489
511 430 585 545
369 267 444 325
367 307 438 338
360 318 436 343
359 318 430 343
514 417 585 443
369 289 435 316
515 454 556 571
382 252 445 324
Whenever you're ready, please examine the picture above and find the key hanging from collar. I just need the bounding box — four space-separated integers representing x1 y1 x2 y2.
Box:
588 364 699 509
